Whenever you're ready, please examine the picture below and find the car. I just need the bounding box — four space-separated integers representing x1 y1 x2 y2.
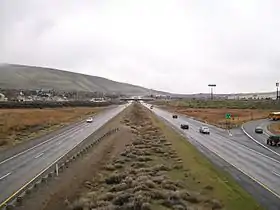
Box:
180 124 189 130
199 126 210 134
86 117 93 123
255 127 263 134
267 135 280 147
172 115 178 119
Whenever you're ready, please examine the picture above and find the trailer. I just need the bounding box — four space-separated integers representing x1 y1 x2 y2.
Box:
267 135 280 147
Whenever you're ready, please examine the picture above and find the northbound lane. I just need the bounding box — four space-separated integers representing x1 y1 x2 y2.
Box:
144 103 280 209
0 104 128 206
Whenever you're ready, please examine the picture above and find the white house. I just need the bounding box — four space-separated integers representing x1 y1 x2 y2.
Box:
227 92 277 100
0 93 7 101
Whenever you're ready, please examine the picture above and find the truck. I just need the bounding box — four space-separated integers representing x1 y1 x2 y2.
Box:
268 112 280 121
267 135 280 147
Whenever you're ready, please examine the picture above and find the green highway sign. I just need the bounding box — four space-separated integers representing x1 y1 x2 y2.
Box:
225 113 231 119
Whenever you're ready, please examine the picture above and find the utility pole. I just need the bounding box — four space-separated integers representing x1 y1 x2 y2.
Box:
208 84 216 100
276 82 279 100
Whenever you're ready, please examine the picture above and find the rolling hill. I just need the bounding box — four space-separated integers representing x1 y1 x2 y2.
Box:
0 64 166 96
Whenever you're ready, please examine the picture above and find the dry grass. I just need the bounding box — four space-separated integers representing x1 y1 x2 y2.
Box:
164 106 270 128
268 122 280 134
0 107 103 148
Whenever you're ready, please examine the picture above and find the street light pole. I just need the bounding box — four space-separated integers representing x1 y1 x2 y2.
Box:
276 82 279 100
208 84 216 100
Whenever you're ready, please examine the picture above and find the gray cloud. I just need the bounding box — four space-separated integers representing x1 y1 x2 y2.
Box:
0 0 280 94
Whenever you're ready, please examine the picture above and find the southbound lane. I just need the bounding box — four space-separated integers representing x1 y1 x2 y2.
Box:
144 104 280 201
0 104 127 205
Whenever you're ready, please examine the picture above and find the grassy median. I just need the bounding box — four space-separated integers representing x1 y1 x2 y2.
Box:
68 103 262 210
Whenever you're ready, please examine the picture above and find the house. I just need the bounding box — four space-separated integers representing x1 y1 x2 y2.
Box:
227 92 277 100
0 93 7 101
90 97 106 102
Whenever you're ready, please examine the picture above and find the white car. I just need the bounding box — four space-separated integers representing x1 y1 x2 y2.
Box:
199 126 210 134
86 117 93 123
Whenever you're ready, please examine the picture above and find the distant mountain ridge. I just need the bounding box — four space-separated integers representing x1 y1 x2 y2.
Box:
0 64 168 96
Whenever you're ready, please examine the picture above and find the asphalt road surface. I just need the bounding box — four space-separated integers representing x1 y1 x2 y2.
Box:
243 119 280 156
0 104 127 206
144 103 280 209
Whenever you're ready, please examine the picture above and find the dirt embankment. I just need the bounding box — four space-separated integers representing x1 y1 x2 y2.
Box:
268 122 280 134
0 107 103 148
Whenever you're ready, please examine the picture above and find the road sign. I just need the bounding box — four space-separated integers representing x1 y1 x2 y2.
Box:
225 113 231 119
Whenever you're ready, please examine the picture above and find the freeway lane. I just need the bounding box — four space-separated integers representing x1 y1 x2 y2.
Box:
0 104 127 205
144 104 280 209
243 119 280 156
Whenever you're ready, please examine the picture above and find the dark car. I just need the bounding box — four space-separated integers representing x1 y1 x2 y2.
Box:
172 115 178 119
255 127 263 134
267 135 280 147
180 124 189 129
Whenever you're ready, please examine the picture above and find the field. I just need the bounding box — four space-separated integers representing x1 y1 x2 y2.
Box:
19 103 261 210
155 99 280 110
268 122 280 134
153 100 279 128
0 107 103 148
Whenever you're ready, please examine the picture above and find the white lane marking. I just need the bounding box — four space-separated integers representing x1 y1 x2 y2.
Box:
263 132 270 137
0 122 87 166
152 106 280 165
34 153 44 159
227 130 233 136
149 106 280 198
272 171 280 177
0 172 11 180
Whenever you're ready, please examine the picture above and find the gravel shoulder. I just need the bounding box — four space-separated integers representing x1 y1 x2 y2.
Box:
14 103 262 210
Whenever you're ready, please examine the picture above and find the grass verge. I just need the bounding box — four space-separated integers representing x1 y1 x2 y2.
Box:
150 111 263 210
268 122 280 135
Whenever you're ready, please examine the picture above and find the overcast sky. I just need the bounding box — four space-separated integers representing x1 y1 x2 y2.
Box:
0 0 280 94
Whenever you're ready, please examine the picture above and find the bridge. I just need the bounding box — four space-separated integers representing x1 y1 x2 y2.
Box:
119 97 155 102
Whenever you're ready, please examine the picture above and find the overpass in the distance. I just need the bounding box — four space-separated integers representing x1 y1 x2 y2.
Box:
120 96 155 102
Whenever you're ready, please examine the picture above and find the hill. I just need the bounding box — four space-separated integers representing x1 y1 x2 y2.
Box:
0 64 166 96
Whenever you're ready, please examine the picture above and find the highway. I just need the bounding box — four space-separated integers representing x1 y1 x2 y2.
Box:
144 103 280 209
0 104 127 206
243 119 280 156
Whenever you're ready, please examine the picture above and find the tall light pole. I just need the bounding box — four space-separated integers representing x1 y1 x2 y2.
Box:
208 84 216 100
276 82 279 100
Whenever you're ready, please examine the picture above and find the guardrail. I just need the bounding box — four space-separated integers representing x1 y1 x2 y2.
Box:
0 128 120 210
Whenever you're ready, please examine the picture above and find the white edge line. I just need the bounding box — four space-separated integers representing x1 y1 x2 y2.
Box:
194 138 280 199
34 152 44 159
241 124 280 158
0 122 86 165
0 172 11 180
272 171 280 177
152 106 280 164
151 107 280 199
0 104 127 207
0 109 112 166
